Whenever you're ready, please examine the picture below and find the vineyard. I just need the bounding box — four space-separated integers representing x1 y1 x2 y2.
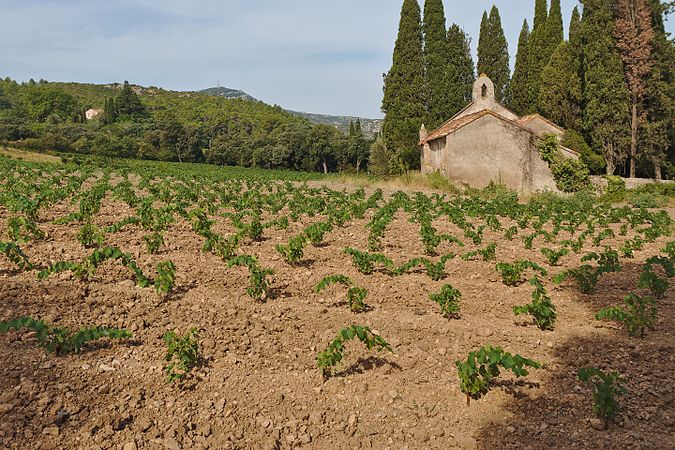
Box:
0 156 673 449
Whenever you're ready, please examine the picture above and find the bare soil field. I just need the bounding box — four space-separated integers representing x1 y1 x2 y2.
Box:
0 166 673 450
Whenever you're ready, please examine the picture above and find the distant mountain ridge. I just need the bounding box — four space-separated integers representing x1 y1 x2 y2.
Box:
198 87 382 138
199 87 257 101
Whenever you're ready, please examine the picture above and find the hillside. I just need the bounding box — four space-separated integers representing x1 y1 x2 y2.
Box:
286 110 383 138
0 78 372 173
199 87 382 138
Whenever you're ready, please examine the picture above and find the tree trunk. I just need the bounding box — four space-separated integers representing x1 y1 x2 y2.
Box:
356 159 361 174
630 97 638 178
605 148 616 175
653 158 662 180
322 159 328 174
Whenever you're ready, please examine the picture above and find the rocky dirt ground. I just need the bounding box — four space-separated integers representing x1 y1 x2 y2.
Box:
0 186 673 450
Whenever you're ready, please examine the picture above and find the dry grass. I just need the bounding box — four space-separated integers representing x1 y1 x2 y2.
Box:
0 147 62 164
324 171 463 194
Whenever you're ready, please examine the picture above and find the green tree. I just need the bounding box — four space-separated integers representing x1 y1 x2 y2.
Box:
527 0 549 109
114 81 147 121
423 0 450 129
346 119 370 173
615 0 655 178
641 0 675 179
446 24 475 116
509 20 531 115
581 0 631 175
477 6 511 102
544 0 564 58
382 0 426 170
369 134 392 176
539 41 582 130
308 124 339 174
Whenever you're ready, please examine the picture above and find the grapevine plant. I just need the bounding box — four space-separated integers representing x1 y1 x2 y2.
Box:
317 325 392 379
0 317 132 355
513 277 557 330
315 275 369 313
455 346 541 405
578 367 628 428
163 328 200 384
429 284 461 318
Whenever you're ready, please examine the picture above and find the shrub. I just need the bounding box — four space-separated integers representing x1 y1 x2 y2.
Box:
77 221 104 248
513 277 557 330
0 241 33 270
163 328 200 384
0 317 131 354
275 235 306 264
455 346 541 405
429 284 461 318
578 367 627 427
495 260 547 286
317 325 392 379
315 275 369 313
538 134 590 192
596 293 656 338
228 255 274 302
143 232 164 254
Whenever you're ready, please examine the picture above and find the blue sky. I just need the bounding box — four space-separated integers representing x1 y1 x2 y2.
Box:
1 1 671 118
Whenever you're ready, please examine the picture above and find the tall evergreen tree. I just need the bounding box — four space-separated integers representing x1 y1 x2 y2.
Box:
544 0 564 56
114 81 146 120
446 24 475 115
423 0 450 128
477 6 511 102
615 0 655 178
382 0 426 169
581 0 631 175
569 7 583 78
509 20 531 115
539 41 582 130
527 0 549 109
641 0 674 179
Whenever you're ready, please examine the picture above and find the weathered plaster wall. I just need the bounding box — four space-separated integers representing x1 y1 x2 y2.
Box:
520 118 564 137
423 115 558 194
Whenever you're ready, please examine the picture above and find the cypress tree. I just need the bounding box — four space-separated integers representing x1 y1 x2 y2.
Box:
539 41 582 130
382 0 426 170
509 20 531 115
581 0 631 175
569 6 582 50
527 0 549 109
423 0 450 128
446 24 475 115
569 7 583 80
544 0 564 57
477 6 511 102
640 0 674 179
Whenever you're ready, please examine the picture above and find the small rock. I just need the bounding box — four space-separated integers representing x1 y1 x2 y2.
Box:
99 364 115 372
123 443 137 450
81 364 91 370
163 438 181 449
590 418 606 430
42 426 59 436
215 399 225 412
298 434 312 444
506 426 516 433
0 404 13 414
55 410 70 425
438 348 447 356
348 415 357 427
138 418 153 432
202 339 216 351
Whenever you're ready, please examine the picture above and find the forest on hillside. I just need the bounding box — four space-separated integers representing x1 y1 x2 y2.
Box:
0 79 371 174
382 0 674 180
